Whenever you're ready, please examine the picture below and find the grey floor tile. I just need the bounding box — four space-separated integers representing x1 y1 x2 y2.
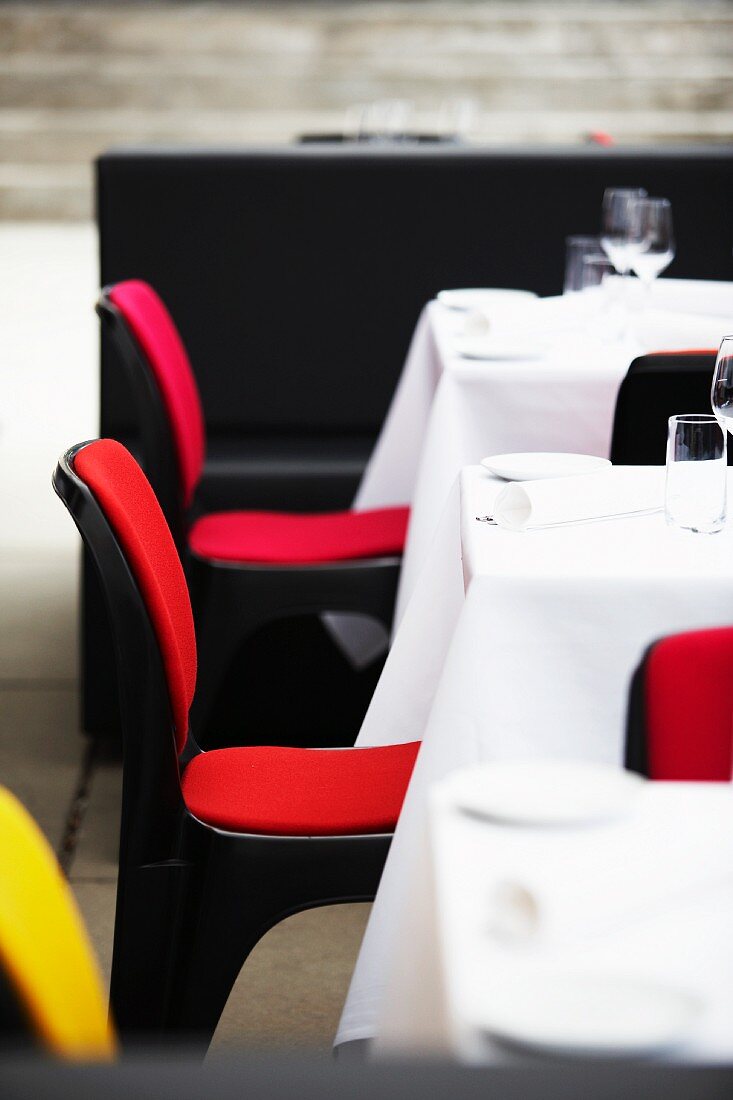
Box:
0 686 81 847
71 751 122 881
209 903 371 1056
0 552 79 682
71 878 116 993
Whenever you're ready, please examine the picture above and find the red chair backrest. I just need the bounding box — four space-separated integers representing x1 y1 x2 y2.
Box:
73 439 196 753
107 280 206 509
644 626 733 780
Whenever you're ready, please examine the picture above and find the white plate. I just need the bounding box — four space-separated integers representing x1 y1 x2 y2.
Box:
438 288 537 311
456 336 547 361
470 971 702 1058
481 452 611 481
451 760 645 826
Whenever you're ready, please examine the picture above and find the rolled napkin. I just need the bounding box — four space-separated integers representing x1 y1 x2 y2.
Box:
461 297 544 339
462 308 492 337
443 761 733 950
493 466 665 532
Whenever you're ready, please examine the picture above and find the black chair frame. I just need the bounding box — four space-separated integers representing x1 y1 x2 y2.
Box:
623 643 653 778
96 290 402 747
54 444 392 1049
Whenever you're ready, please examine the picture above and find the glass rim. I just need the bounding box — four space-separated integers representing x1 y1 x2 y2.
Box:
669 413 721 424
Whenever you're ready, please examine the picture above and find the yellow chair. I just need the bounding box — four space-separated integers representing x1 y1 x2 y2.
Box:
0 786 116 1060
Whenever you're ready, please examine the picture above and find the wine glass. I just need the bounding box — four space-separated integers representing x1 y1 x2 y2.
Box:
711 336 733 440
600 187 647 275
629 197 675 291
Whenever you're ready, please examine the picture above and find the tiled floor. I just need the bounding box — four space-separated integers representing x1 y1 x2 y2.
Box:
0 222 368 1055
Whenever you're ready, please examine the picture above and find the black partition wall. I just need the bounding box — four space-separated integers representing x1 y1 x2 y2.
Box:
88 144 733 737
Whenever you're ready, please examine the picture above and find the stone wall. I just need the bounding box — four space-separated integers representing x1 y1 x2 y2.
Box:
1 0 732 219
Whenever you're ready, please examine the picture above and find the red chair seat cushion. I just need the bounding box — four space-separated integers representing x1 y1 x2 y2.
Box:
188 506 410 564
181 741 420 835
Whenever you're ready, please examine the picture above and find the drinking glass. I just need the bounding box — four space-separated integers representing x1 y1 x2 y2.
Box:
629 197 675 289
665 414 726 533
711 335 733 438
436 98 478 140
579 255 615 291
578 255 622 339
600 187 647 275
358 100 413 141
564 235 603 294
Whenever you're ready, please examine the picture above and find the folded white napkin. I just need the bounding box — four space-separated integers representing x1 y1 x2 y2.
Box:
493 467 664 532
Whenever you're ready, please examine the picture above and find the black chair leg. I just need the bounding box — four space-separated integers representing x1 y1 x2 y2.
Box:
168 833 391 1050
110 860 193 1035
166 867 269 1046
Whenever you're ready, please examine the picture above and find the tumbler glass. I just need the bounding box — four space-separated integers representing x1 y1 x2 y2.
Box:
665 414 727 534
564 235 603 293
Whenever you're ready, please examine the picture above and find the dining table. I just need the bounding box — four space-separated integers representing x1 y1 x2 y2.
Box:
377 766 733 1062
354 278 733 625
335 278 733 1055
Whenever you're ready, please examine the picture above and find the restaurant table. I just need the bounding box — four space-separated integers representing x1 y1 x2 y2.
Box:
335 464 733 1051
354 280 733 625
377 772 733 1063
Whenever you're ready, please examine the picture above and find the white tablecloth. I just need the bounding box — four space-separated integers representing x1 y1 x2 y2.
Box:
355 283 733 625
378 777 733 1062
335 465 733 1049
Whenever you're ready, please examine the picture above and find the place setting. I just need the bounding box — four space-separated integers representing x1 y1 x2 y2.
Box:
472 345 733 536
431 760 733 1063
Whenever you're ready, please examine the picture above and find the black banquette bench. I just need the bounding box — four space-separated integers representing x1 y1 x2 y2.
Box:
87 144 733 737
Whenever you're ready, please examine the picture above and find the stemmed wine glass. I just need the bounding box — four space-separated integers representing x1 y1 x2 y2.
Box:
711 336 733 439
628 197 675 293
600 187 647 276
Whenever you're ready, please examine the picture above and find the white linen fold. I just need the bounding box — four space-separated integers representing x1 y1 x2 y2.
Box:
492 466 665 532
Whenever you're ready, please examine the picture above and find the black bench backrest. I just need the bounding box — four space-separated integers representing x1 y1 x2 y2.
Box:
97 145 733 446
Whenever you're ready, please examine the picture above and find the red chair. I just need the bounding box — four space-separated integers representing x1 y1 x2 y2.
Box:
625 626 733 780
96 280 410 746
53 438 419 1048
